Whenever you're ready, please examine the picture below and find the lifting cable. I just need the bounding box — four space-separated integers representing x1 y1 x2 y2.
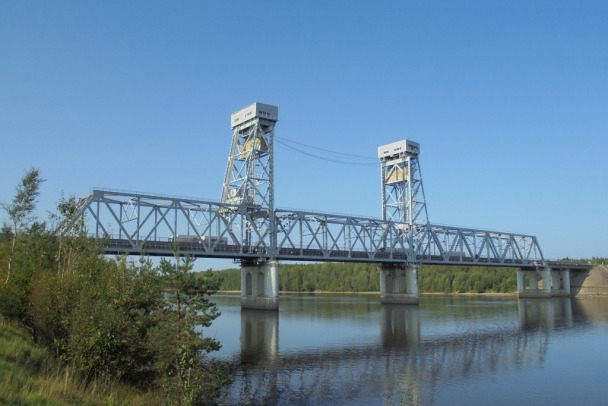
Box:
275 136 377 166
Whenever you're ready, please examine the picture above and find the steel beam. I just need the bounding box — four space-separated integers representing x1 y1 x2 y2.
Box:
63 189 545 267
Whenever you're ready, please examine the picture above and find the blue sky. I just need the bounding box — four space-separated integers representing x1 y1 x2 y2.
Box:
1 1 606 268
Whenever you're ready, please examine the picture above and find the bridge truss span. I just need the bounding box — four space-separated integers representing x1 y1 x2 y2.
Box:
69 188 544 268
260 209 543 266
415 224 544 267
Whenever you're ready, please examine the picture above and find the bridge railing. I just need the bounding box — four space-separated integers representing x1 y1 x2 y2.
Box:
65 189 545 266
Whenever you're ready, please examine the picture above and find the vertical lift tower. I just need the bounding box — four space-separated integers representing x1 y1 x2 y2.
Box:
378 140 428 304
222 102 280 310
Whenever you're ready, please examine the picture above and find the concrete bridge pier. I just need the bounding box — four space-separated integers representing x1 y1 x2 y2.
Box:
517 268 552 298
550 269 571 297
241 260 279 310
379 264 419 305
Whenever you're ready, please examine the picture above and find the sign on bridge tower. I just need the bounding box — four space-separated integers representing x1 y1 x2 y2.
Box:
378 140 428 226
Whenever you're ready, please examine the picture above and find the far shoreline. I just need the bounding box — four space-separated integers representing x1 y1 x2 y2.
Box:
215 290 517 297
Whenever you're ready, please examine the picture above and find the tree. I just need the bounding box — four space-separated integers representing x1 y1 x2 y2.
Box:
0 172 232 403
2 168 45 284
155 254 229 405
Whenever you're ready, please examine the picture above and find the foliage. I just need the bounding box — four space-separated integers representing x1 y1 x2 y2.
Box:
0 321 160 405
1 167 45 285
0 171 230 404
54 257 161 384
154 255 229 405
418 265 516 293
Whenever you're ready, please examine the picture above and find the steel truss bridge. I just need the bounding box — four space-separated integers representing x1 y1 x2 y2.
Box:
67 102 544 269
74 188 543 268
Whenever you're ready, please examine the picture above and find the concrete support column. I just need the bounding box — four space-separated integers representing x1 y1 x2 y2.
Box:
516 270 524 293
540 268 551 291
517 268 552 298
408 264 419 298
241 260 279 310
550 269 571 297
562 270 571 295
379 264 419 305
531 272 540 290
550 270 562 290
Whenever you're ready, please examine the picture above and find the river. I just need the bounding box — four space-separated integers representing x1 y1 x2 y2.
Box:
205 294 608 405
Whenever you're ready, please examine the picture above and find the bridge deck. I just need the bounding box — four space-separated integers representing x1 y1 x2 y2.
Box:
103 238 542 269
67 189 546 269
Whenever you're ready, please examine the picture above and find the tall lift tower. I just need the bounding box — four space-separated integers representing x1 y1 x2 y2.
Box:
378 140 428 226
222 102 278 252
222 102 278 209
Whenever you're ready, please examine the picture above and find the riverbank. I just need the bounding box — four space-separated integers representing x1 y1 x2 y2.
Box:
0 322 157 405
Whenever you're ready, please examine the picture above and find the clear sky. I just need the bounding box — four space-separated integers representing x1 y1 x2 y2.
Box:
1 1 606 269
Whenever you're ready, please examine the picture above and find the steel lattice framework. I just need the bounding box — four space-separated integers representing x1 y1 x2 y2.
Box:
64 102 545 268
66 189 544 267
221 103 277 210
220 103 278 254
379 140 428 225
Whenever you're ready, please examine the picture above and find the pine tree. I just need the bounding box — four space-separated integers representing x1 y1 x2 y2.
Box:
154 254 229 405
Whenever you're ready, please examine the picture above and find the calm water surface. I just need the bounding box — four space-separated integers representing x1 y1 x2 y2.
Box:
205 294 608 405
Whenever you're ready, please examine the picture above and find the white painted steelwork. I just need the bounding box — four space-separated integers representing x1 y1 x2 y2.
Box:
221 102 278 254
223 102 277 208
379 140 428 226
65 189 544 267
63 103 546 269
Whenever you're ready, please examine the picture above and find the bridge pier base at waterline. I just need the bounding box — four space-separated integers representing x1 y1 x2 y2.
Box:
517 268 571 298
241 260 279 310
379 264 420 305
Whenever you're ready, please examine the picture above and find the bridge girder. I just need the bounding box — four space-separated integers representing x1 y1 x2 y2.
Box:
64 189 545 267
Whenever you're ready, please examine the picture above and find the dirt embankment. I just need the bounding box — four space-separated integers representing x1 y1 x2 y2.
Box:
571 265 608 297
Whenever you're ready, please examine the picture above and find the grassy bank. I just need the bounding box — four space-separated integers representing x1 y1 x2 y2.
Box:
0 322 156 406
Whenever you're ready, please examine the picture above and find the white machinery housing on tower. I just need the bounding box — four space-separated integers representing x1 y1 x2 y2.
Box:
378 139 428 226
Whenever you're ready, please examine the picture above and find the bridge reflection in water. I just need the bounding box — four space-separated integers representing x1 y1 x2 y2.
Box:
218 297 584 405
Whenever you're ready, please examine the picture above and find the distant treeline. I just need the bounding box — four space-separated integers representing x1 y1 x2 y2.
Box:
209 263 380 293
207 258 607 294
208 262 517 293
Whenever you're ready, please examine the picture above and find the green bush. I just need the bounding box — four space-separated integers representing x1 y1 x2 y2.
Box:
0 171 230 405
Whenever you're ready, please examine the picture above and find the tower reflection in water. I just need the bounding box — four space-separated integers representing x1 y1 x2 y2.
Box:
224 298 578 406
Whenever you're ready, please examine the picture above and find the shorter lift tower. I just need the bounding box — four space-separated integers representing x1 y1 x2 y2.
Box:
222 102 280 309
379 140 428 226
378 140 428 304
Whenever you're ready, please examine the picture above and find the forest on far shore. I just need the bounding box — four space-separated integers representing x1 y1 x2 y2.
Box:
205 258 607 294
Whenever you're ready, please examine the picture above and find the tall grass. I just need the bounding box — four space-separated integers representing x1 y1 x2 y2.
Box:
0 321 159 406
